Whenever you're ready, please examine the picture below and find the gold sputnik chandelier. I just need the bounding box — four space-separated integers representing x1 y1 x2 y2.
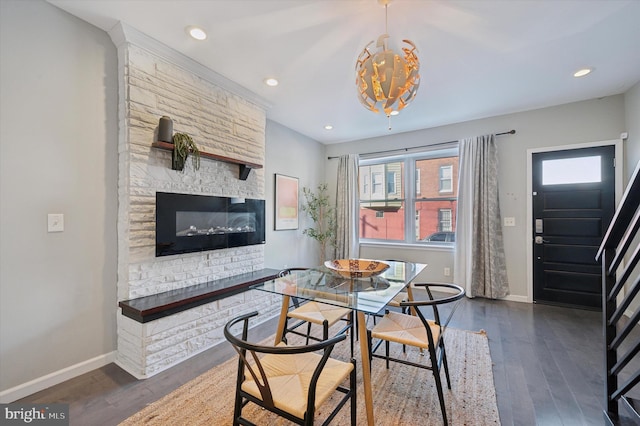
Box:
355 0 420 129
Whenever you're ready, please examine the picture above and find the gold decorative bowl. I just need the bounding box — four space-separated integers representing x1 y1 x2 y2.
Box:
324 259 389 279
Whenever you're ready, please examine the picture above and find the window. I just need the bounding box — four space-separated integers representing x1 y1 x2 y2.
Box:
439 165 453 192
438 209 452 232
542 156 601 185
372 172 383 195
358 147 457 244
387 171 397 194
359 161 404 241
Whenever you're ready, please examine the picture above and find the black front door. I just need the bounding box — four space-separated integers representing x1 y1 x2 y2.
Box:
532 145 616 309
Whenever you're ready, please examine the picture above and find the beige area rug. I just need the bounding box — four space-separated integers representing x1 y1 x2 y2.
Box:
120 327 500 425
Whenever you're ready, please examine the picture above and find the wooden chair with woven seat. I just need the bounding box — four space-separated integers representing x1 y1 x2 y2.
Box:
367 283 465 425
278 268 354 355
224 311 356 426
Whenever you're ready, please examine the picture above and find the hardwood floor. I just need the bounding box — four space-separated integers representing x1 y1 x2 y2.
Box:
450 298 603 426
16 297 625 425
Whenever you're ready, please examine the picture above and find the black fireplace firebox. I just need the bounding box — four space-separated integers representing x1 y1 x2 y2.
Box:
156 192 265 257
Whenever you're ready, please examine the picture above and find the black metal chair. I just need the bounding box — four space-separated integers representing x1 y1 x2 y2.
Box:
367 283 465 425
224 311 356 426
278 268 354 355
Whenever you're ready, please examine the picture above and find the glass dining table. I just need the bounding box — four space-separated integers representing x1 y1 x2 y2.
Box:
252 260 427 426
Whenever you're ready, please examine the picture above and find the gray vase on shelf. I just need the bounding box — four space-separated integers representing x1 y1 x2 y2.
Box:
158 116 173 142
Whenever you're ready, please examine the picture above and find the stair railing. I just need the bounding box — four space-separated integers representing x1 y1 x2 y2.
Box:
596 160 640 424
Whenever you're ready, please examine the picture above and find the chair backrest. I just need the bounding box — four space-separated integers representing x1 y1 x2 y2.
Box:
399 283 465 348
223 311 346 413
278 267 309 277
277 268 309 308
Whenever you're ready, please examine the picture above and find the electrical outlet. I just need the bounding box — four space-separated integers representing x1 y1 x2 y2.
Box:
444 267 451 277
504 217 516 227
48 213 64 232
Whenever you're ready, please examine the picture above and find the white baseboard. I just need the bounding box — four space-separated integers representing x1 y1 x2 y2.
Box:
501 294 529 303
0 351 116 403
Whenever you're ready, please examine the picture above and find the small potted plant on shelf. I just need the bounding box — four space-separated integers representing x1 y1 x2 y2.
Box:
172 132 200 171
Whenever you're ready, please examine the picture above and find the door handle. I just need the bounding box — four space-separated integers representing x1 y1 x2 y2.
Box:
534 236 550 244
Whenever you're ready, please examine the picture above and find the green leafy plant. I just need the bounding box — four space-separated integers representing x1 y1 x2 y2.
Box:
301 183 337 264
172 132 200 171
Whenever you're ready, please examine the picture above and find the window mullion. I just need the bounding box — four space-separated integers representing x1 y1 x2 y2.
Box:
405 158 415 243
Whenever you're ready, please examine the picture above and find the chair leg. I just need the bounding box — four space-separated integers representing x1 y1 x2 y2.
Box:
385 340 390 369
430 349 448 425
232 393 243 426
305 322 312 345
441 341 452 389
350 359 357 425
354 313 360 341
349 312 354 357
366 329 373 372
282 316 289 344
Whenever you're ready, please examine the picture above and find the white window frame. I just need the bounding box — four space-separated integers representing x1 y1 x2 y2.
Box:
358 144 458 245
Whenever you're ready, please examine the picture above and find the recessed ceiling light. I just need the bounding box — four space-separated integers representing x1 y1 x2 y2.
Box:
324 124 333 130
263 78 279 87
573 68 593 78
186 26 207 41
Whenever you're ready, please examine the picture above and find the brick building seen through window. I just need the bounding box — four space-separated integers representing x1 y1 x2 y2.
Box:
359 154 458 243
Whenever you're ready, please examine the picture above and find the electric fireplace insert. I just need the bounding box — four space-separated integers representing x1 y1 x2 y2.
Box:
156 192 265 257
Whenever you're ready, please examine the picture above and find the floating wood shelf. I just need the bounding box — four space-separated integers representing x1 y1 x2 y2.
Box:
119 268 280 323
152 141 262 180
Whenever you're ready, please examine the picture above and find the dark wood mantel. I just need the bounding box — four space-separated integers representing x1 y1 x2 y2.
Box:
119 268 279 323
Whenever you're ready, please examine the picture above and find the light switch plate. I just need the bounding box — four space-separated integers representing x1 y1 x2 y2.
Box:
503 217 516 227
48 213 64 232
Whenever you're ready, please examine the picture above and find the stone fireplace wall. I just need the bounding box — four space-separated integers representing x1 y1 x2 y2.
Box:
110 24 280 378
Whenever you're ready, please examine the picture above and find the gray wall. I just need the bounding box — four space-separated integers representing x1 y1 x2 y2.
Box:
264 120 327 270
0 0 118 393
326 95 636 300
625 81 640 178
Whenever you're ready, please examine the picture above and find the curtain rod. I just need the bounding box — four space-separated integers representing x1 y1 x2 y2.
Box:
327 129 516 160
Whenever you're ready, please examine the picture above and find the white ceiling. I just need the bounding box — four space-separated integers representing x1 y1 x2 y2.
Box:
48 0 640 144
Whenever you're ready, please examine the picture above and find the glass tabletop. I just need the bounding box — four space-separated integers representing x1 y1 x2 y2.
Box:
252 260 427 314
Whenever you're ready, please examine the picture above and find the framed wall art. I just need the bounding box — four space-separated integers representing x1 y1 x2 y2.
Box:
274 174 299 230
